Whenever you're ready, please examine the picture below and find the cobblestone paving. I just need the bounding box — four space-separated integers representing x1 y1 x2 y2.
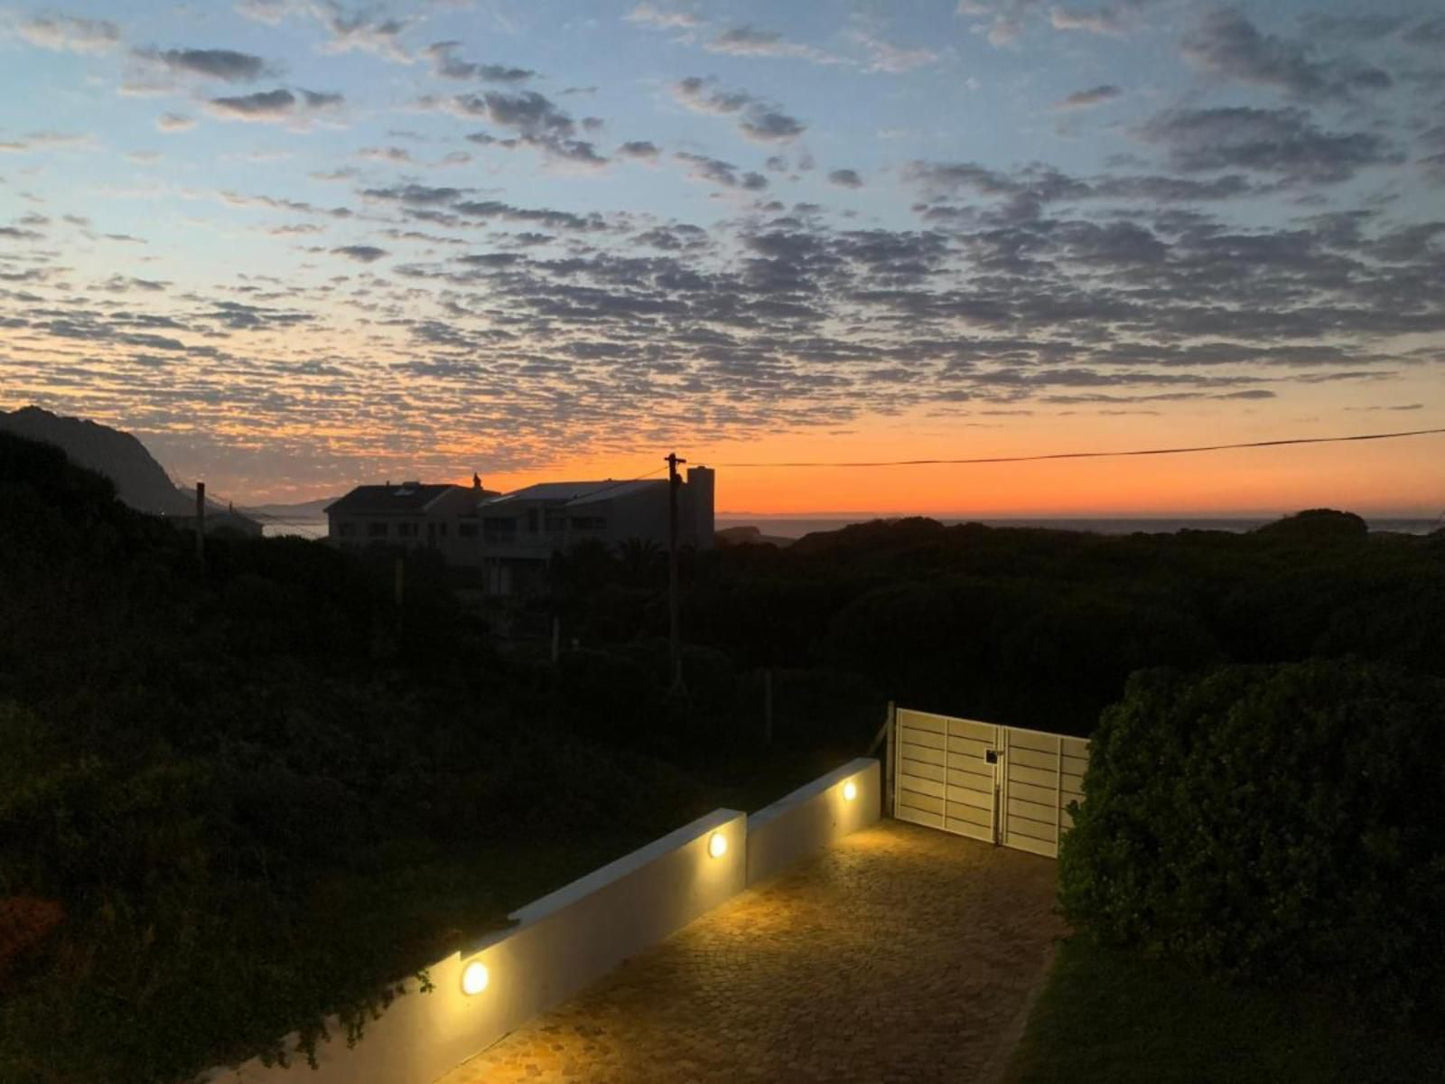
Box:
437 820 1065 1084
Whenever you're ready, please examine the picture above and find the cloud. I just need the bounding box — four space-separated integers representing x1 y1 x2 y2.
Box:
358 146 411 162
16 14 119 53
156 112 196 132
1138 106 1399 185
424 42 534 82
332 244 388 262
705 24 837 64
617 140 661 160
134 47 271 82
206 87 343 122
1057 84 1121 109
828 168 864 188
850 31 938 73
739 109 805 143
675 151 768 190
625 4 700 30
435 89 608 167
0 130 94 153
673 77 806 143
956 0 1047 47
236 0 288 24
317 6 412 63
361 183 465 205
1181 8 1392 101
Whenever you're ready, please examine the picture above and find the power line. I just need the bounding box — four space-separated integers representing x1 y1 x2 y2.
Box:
712 427 1445 469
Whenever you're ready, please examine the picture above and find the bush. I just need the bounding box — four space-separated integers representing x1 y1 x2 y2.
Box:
1058 660 1445 1015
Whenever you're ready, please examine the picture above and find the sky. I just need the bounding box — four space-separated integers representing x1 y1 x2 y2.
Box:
1 0 1442 515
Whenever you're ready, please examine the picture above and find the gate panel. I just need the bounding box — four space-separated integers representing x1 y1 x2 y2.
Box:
894 709 996 843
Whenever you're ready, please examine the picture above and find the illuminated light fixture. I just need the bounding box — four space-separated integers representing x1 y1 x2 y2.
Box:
461 960 489 995
843 781 858 802
707 831 728 859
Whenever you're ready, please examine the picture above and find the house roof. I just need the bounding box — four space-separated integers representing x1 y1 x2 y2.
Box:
324 483 466 516
482 479 667 508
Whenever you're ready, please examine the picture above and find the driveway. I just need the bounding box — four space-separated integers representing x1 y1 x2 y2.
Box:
437 819 1065 1083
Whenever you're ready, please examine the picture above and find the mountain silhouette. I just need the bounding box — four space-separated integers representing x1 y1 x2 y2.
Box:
0 405 193 515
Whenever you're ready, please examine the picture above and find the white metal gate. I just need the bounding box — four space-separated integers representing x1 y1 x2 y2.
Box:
891 708 1089 859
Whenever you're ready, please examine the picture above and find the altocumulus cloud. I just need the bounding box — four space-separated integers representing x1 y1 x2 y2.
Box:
1181 8 1392 101
135 47 271 82
207 88 343 122
332 245 388 263
17 14 119 53
1138 106 1400 185
673 76 806 144
1057 84 1122 109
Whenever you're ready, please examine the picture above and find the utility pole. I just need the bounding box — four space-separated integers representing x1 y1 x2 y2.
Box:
666 450 686 692
195 481 206 567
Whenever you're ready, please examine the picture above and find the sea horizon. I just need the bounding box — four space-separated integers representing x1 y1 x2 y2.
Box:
262 513 1442 541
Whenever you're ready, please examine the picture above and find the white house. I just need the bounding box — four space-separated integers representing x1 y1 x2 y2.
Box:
325 467 716 594
323 477 494 563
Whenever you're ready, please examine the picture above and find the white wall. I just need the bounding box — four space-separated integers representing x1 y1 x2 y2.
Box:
745 758 880 886
207 809 746 1084
207 758 881 1084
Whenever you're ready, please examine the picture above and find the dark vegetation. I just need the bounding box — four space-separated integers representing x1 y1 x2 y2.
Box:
3 427 1443 1081
1006 936 1445 1084
1059 661 1445 1017
0 435 711 1083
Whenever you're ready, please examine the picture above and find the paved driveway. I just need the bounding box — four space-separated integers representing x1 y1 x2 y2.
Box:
437 820 1065 1084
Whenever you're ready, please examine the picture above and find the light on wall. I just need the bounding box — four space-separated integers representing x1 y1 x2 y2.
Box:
843 780 858 802
461 960 489 995
707 831 728 859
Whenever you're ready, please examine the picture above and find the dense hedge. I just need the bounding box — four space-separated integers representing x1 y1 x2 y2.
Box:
1058 661 1445 1015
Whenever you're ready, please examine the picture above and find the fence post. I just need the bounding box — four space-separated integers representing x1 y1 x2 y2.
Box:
884 700 895 818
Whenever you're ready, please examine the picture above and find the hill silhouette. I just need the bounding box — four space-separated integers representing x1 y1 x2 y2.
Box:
0 405 191 515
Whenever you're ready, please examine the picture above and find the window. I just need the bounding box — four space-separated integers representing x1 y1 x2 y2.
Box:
544 513 567 532
526 509 539 533
458 523 477 538
569 516 606 531
368 522 388 538
397 522 419 538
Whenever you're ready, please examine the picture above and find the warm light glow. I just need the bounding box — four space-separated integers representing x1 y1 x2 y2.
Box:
461 960 489 995
843 780 858 802
707 831 728 859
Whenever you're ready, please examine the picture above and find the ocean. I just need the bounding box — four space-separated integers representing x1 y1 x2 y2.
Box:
716 516 1442 539
264 515 1441 541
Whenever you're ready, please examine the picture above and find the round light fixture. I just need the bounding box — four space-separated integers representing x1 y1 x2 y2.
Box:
707 831 728 859
843 780 858 802
461 960 489 995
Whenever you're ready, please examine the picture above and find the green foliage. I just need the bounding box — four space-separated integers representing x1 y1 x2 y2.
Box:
1058 661 1445 1015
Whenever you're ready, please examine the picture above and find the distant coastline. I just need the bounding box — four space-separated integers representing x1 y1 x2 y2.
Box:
261 514 1442 541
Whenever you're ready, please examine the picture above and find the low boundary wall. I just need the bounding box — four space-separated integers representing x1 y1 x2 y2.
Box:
746 757 880 886
208 759 878 1084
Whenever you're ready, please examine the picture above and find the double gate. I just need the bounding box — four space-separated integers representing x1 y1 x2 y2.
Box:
891 708 1088 858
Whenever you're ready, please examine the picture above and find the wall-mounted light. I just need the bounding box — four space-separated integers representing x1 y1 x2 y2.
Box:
843 780 858 802
707 831 728 859
461 960 489 995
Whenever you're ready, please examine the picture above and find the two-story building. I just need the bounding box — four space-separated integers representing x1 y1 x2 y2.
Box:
324 467 715 594
323 476 495 563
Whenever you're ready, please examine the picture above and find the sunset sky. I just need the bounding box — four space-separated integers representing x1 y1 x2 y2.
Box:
1 0 1442 515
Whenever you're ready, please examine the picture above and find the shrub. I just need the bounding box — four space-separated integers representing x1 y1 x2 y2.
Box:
1058 660 1445 1015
